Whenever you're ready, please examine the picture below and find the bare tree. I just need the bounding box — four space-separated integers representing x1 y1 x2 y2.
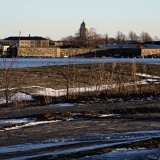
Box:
154 36 160 41
54 64 77 99
66 35 75 46
87 28 97 47
128 31 139 43
60 35 76 47
116 31 127 44
108 37 117 44
60 37 68 46
74 29 80 38
139 32 153 43
75 27 99 48
74 29 88 47
103 33 109 44
0 57 27 106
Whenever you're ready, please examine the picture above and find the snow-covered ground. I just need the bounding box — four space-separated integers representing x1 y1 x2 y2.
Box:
136 73 160 79
11 92 34 101
0 92 34 104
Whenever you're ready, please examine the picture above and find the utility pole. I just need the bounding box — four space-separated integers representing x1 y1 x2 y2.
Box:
19 30 21 47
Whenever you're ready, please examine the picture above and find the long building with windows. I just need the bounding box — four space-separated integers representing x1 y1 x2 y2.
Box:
4 35 49 47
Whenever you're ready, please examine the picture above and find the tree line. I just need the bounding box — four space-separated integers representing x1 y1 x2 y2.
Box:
60 29 160 48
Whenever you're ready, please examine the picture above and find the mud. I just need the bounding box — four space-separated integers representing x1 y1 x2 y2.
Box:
0 100 160 147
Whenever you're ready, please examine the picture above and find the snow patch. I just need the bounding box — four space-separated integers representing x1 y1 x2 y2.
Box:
0 120 61 131
47 103 77 107
11 92 34 102
0 73 159 104
136 73 160 79
0 92 34 104
0 118 35 126
99 114 120 117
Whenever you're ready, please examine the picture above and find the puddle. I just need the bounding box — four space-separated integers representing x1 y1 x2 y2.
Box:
0 118 36 129
1 130 160 159
0 118 35 125
0 140 85 154
80 148 160 160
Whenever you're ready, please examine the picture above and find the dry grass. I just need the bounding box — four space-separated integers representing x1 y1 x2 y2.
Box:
0 61 159 106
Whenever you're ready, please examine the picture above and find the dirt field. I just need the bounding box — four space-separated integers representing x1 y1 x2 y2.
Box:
0 100 160 146
0 62 160 90
0 62 159 107
0 100 160 159
0 63 160 159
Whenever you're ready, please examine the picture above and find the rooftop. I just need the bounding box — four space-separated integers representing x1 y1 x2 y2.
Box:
4 36 47 41
80 21 87 28
98 44 160 49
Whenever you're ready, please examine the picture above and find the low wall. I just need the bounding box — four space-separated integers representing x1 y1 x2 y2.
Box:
18 47 103 57
18 47 60 57
17 47 160 58
141 49 160 57
59 48 100 57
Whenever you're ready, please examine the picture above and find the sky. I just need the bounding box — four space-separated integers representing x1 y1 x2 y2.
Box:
0 0 160 40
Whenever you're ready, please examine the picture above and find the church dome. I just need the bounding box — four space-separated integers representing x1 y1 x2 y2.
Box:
80 21 87 28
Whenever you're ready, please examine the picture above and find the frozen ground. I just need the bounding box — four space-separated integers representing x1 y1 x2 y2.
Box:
0 113 120 131
0 73 159 104
0 131 160 159
0 100 160 159
0 72 159 159
80 148 160 160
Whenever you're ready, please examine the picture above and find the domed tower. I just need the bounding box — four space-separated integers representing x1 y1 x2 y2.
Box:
80 20 88 39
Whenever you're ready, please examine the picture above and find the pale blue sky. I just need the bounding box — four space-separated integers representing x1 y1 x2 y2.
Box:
0 0 160 40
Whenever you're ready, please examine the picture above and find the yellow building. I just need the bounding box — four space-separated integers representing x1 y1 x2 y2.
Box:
3 45 10 51
4 35 49 47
